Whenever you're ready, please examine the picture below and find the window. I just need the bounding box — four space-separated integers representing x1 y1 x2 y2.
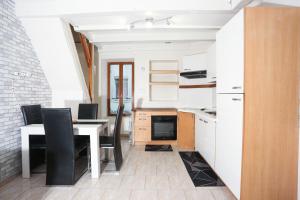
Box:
108 62 134 115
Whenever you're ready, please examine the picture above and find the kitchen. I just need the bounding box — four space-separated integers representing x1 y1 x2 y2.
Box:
128 8 299 200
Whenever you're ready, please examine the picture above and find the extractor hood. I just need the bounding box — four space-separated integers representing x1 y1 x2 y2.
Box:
179 70 207 79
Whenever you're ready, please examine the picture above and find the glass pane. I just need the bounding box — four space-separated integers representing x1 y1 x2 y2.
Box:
123 64 133 114
110 64 120 114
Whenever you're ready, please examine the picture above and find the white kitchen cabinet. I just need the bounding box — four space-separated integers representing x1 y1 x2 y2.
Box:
195 115 202 152
215 94 243 198
195 114 216 169
182 53 207 72
216 10 244 94
199 118 216 168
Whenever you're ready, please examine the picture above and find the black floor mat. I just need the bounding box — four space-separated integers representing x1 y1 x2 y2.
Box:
145 144 173 151
179 151 224 187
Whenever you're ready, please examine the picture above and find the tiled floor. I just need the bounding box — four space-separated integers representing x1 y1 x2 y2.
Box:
0 141 236 200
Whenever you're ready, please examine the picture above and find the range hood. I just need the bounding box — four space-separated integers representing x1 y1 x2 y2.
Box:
180 70 207 79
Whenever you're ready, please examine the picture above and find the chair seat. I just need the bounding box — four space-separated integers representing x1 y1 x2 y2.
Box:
100 136 114 148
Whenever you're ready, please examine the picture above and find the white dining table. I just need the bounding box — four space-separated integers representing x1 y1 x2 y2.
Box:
21 120 109 179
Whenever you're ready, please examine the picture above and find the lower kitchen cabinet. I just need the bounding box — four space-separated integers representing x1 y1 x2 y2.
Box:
200 118 216 168
195 114 216 169
178 111 195 149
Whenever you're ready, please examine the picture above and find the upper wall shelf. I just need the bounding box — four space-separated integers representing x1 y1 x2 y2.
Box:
150 70 179 75
150 82 179 86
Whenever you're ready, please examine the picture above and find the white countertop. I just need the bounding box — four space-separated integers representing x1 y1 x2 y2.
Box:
178 108 217 122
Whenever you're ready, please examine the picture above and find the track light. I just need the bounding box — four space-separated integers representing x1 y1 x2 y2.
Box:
127 16 173 30
166 19 171 26
145 17 154 28
127 23 134 30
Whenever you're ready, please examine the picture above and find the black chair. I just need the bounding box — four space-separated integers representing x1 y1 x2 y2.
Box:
77 103 99 170
42 108 88 185
21 104 46 171
78 103 98 119
100 104 124 171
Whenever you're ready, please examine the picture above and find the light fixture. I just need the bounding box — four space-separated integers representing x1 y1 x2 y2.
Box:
127 23 135 30
145 11 153 16
145 17 154 28
127 16 173 30
166 19 171 26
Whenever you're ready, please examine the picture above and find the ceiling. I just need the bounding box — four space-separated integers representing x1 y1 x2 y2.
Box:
16 0 268 47
64 11 235 47
15 0 299 47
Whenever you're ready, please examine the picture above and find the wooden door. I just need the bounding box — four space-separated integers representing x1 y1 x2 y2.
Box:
178 112 195 149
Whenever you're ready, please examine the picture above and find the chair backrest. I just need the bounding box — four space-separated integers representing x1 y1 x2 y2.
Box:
21 104 42 125
113 104 124 146
112 104 124 170
42 108 75 185
78 103 98 119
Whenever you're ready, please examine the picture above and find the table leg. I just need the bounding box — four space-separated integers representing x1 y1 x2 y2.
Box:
21 130 30 178
90 130 100 178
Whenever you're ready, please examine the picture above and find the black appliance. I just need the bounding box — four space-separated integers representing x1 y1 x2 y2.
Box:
179 70 207 79
151 115 177 140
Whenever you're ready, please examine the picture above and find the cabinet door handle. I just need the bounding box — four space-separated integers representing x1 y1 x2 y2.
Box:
232 98 241 101
232 86 242 89
184 68 191 71
204 120 208 123
199 118 203 121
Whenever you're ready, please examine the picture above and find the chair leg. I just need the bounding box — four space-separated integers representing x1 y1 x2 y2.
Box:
104 149 109 161
87 144 91 172
113 145 123 171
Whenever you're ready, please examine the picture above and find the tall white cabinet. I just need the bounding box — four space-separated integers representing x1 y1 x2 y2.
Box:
215 9 245 199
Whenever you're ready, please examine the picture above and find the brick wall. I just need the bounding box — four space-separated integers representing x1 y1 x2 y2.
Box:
0 0 51 183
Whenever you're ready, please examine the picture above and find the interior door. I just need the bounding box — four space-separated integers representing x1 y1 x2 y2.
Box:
215 93 244 198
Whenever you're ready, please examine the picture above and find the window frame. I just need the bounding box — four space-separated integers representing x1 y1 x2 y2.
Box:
107 62 134 116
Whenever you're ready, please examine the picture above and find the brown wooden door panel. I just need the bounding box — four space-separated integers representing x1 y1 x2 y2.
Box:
241 8 300 200
178 112 195 149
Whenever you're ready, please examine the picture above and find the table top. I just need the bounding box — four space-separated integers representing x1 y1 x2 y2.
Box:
74 119 109 123
21 122 107 135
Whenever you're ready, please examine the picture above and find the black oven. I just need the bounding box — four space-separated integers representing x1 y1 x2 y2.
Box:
151 115 177 140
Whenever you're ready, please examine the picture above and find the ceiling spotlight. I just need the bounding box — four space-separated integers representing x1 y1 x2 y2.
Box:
166 19 171 26
127 23 134 30
145 17 154 28
145 11 153 16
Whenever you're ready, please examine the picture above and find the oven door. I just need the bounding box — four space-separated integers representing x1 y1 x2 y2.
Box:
151 115 177 140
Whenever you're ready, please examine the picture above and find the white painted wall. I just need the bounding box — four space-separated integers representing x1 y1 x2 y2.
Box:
20 17 89 118
97 42 216 133
98 42 215 125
